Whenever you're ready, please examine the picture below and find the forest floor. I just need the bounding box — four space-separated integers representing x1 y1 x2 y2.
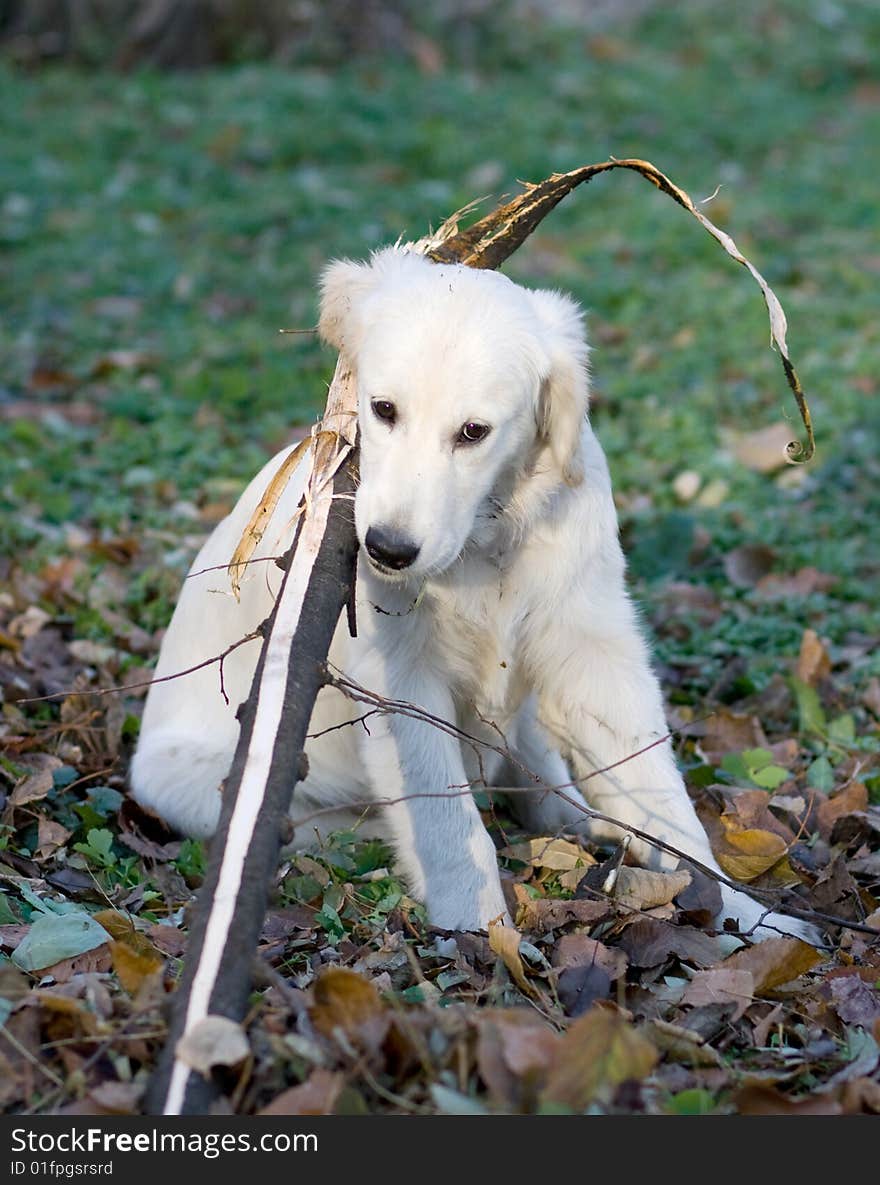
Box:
1 0 879 1115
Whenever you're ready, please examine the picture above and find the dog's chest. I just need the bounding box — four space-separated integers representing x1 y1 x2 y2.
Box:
425 565 527 716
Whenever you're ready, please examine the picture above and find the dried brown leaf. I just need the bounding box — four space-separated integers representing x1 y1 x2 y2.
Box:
723 543 777 589
734 1084 842 1115
673 866 723 927
841 1077 880 1115
697 710 768 764
730 422 798 473
0 925 31 952
556 963 612 1018
754 567 835 602
615 918 723 968
681 968 756 1021
309 967 390 1058
727 789 795 841
552 933 628 980
827 975 880 1027
796 628 831 686
613 867 691 911
646 1018 723 1067
86 1081 145 1115
9 755 63 806
35 818 71 861
259 1069 346 1115
0 962 31 1004
429 158 813 461
862 677 880 718
145 924 186 958
476 1009 560 1107
39 945 113 984
721 937 821 994
817 782 868 839
514 891 610 933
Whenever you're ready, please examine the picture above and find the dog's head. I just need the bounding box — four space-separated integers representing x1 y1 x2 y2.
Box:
318 247 590 581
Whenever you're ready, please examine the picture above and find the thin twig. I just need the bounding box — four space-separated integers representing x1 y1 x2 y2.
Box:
306 711 380 741
187 554 286 581
306 673 879 941
0 1025 65 1088
16 629 265 705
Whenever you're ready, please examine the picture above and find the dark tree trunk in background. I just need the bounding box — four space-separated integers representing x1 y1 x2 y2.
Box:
0 0 505 69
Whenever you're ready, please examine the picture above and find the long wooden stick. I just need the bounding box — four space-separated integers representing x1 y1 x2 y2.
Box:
145 160 813 1114
145 366 359 1114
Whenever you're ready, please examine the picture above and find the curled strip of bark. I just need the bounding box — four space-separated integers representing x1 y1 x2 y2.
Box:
226 424 355 600
424 158 814 463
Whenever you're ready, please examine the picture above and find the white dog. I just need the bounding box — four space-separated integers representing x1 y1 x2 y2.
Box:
130 247 812 941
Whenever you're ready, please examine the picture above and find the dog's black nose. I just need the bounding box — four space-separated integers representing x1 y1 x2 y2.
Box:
364 526 420 571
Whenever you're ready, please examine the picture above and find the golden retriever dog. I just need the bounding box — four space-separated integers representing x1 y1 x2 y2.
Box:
130 248 813 941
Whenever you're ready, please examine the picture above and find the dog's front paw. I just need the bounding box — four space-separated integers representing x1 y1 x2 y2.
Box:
425 861 510 933
426 886 511 933
718 886 823 947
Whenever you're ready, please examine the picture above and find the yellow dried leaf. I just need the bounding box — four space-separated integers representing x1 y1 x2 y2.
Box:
109 936 164 995
541 1005 658 1110
488 919 536 997
93 909 138 941
715 819 789 882
505 837 593 873
558 866 591 892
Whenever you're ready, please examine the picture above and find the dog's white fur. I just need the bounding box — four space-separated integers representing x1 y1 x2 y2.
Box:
130 248 813 940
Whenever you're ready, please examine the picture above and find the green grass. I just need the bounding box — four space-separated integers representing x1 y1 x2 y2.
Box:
2 0 879 691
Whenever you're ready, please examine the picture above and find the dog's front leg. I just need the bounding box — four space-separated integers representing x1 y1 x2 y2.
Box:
533 612 818 942
346 645 509 932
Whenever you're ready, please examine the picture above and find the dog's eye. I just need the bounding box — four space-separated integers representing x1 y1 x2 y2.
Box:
371 400 397 425
456 421 491 445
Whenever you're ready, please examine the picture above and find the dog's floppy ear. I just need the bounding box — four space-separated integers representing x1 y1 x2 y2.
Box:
530 289 591 487
317 257 378 354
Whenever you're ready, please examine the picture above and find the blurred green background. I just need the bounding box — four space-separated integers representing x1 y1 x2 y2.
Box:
1 0 878 695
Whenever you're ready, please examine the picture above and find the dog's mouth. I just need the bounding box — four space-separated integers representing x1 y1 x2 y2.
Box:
365 556 401 578
362 551 418 582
